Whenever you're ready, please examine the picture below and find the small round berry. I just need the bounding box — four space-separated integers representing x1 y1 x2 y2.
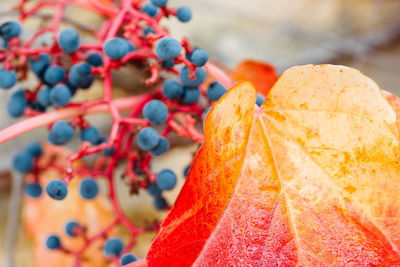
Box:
142 3 158 17
50 84 71 107
176 6 192 22
182 87 200 104
180 66 207 87
37 87 51 107
7 93 27 117
190 49 209 66
149 137 169 156
29 53 51 77
162 80 183 99
24 182 42 198
153 196 167 210
162 59 174 68
86 52 103 67
256 93 265 106
81 126 101 144
58 28 80 53
183 165 190 178
0 70 17 89
104 37 134 60
156 169 177 191
0 21 21 40
147 183 161 197
155 37 182 60
65 220 79 237
26 142 42 157
151 0 167 7
48 120 74 145
46 180 68 200
46 235 61 250
143 100 168 125
79 177 99 200
207 81 227 101
137 127 159 150
12 151 33 173
69 62 94 89
103 237 124 258
121 253 138 265
44 65 65 85
143 26 155 35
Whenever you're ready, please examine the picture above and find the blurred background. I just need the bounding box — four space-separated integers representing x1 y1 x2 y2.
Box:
1 0 400 266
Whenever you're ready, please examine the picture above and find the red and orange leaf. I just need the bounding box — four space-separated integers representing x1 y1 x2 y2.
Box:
230 59 278 96
145 65 400 266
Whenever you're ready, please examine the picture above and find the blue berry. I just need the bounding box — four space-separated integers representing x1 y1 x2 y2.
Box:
86 52 103 67
147 183 161 197
29 53 51 77
103 237 124 258
46 180 68 200
156 169 177 191
24 182 42 198
79 177 99 200
142 100 168 125
81 126 101 144
153 196 167 210
65 220 79 237
58 28 80 53
69 62 94 89
207 81 227 101
137 127 159 150
190 49 209 66
149 137 169 156
143 26 155 35
50 84 71 107
12 151 33 173
155 37 181 60
180 66 207 87
183 165 190 178
121 253 138 265
0 21 21 40
26 142 42 157
44 65 65 85
37 87 51 106
162 79 183 99
256 93 265 106
182 87 200 104
46 235 61 250
151 0 167 7
104 37 134 60
0 69 17 89
7 92 27 117
176 6 192 23
162 59 174 68
48 120 74 145
142 3 158 17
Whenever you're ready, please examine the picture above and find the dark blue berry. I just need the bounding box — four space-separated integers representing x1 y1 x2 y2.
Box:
0 69 17 89
58 28 80 53
151 0 167 7
147 183 161 197
104 37 134 60
162 80 183 99
156 169 177 191
37 87 51 106
12 151 33 173
180 66 206 87
256 93 265 106
46 180 68 200
81 126 101 144
121 253 138 265
142 3 158 17
0 21 21 40
143 100 168 125
190 49 209 66
86 52 103 67
46 235 61 250
29 53 51 77
153 196 167 210
161 59 174 68
24 182 42 198
48 120 74 145
79 177 99 200
69 62 94 89
7 92 27 117
183 165 190 178
26 142 42 157
155 37 181 60
149 137 169 156
207 81 227 101
50 84 71 107
176 6 192 22
65 220 79 237
137 127 159 150
44 65 65 85
103 237 124 258
143 26 155 35
182 87 200 104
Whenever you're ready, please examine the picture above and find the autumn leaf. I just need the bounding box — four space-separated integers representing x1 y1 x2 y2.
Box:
145 65 400 266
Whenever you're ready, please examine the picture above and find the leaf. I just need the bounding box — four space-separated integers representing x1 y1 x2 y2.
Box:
230 59 278 96
145 65 400 266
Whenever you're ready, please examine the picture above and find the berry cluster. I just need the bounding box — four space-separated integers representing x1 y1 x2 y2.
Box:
1 0 236 265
